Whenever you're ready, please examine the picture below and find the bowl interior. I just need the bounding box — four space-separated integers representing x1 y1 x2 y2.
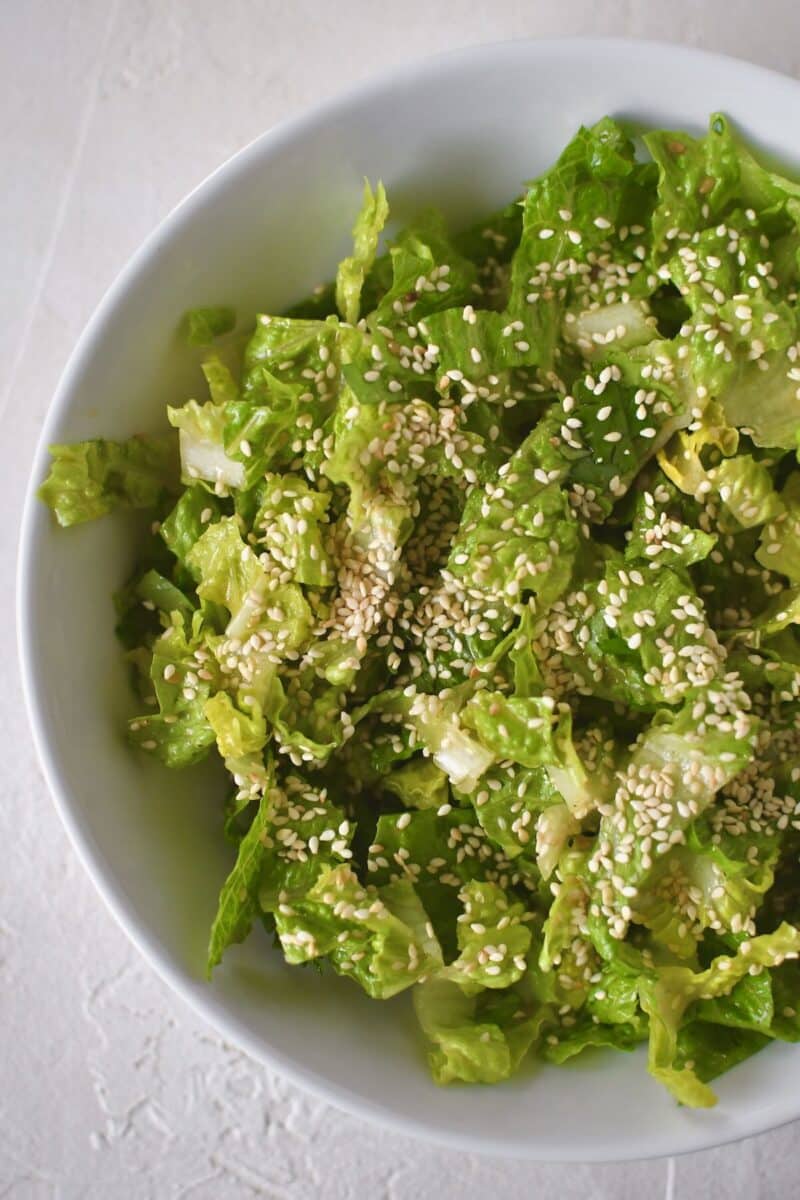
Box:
19 38 800 1160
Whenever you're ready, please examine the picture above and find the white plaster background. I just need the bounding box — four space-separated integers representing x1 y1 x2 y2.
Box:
4 3 800 1196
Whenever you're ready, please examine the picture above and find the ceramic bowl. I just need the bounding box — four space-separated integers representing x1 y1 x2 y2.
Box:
18 38 800 1160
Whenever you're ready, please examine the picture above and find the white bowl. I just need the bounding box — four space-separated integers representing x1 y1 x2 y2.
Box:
18 37 800 1161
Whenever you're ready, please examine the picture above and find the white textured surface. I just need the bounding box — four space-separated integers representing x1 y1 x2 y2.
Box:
5 3 800 1196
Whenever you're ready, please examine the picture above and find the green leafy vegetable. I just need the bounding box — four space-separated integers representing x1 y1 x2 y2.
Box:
182 306 236 345
39 436 175 527
207 768 275 972
42 112 800 1105
336 180 389 325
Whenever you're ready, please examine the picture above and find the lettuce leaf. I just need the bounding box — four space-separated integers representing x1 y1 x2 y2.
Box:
413 976 545 1084
41 110 800 1102
39 436 175 527
181 306 236 345
336 179 389 325
640 923 800 1106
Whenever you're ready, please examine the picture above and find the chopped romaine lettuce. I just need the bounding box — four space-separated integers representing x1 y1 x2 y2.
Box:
181 305 236 345
38 436 175 526
41 114 800 1105
336 179 389 325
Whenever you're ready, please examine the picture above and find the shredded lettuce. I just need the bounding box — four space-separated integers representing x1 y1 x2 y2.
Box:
336 179 389 325
181 306 236 345
38 436 175 526
41 114 800 1105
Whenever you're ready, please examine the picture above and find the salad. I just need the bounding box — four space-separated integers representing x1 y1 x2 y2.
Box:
40 114 800 1106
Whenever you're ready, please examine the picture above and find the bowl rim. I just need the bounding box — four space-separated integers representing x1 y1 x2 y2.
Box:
17 35 800 1162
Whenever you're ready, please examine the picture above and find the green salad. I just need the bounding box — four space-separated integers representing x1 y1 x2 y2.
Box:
40 115 800 1106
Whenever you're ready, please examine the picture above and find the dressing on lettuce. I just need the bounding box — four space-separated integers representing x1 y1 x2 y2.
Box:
40 114 800 1105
